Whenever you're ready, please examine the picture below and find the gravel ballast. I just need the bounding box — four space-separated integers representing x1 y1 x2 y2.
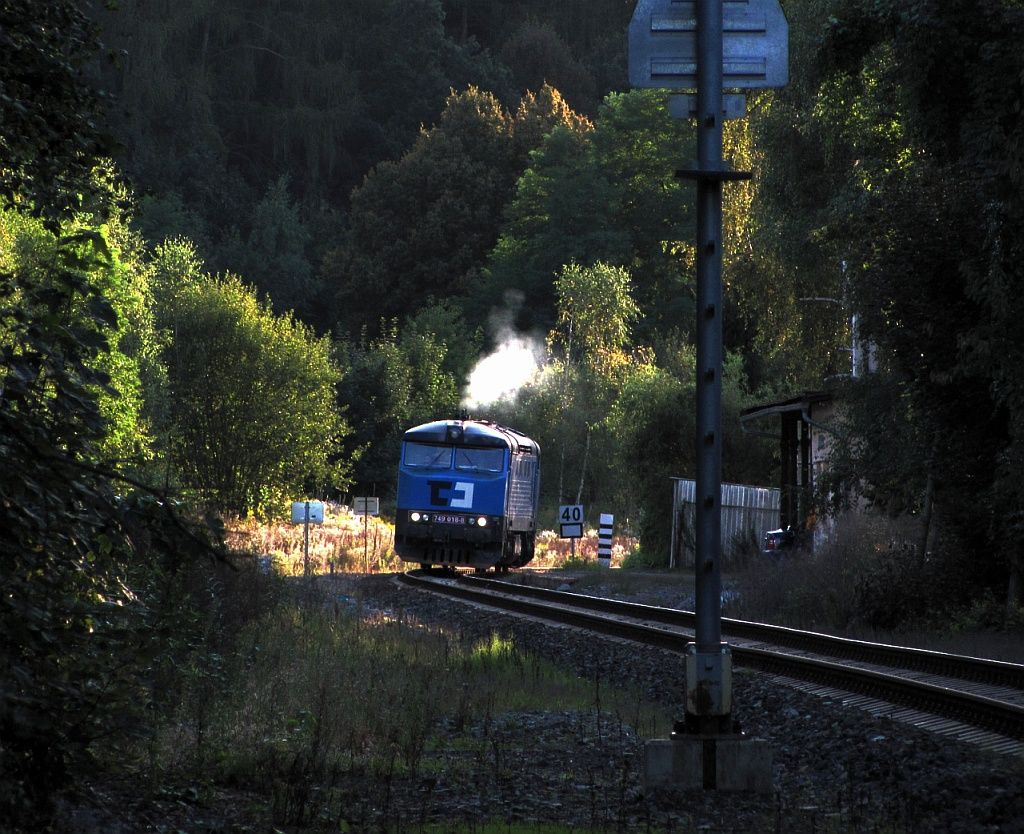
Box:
338 572 1024 833
56 571 1024 833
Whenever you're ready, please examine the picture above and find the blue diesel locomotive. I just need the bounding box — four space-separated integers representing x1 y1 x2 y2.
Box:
394 419 540 571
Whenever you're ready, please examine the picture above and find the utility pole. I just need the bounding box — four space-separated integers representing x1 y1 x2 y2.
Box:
629 0 787 791
303 500 311 579
675 0 745 736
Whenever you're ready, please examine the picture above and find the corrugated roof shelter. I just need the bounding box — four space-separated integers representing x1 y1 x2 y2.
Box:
739 391 835 533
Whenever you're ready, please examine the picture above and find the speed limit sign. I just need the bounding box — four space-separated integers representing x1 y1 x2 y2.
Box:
559 504 584 538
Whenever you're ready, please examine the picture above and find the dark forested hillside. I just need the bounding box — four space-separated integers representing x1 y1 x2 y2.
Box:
92 0 634 293
440 0 635 112
96 0 505 206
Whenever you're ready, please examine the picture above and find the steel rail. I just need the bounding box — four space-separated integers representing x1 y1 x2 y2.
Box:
397 572 1024 741
459 575 1024 689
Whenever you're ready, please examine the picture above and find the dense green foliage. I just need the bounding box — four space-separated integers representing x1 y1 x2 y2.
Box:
22 0 1020 590
479 86 759 350
1 7 164 825
95 0 508 219
0 6 355 825
326 85 590 337
769 0 1024 613
2 192 163 465
336 321 462 494
154 246 351 515
440 0 635 110
0 184 231 832
0 0 117 227
0 224 127 826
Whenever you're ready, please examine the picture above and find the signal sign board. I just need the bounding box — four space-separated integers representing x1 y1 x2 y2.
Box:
291 501 325 524
629 0 788 90
353 496 380 516
559 504 584 539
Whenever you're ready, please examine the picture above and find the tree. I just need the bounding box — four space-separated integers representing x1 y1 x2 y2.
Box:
328 86 513 337
606 361 694 560
500 22 597 113
439 0 633 105
0 195 162 468
0 6 229 828
94 0 508 245
547 262 641 504
0 211 212 831
606 347 772 563
131 190 212 257
218 175 315 319
510 84 592 170
1 226 128 826
336 323 460 495
481 89 700 339
478 124 625 334
552 264 637 372
0 0 116 229
951 3 1024 609
730 0 858 390
403 299 484 388
1 5 130 823
327 85 588 339
781 0 1024 614
156 264 350 515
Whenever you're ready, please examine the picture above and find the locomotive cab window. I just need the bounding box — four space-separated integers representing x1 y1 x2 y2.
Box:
454 446 505 473
403 443 452 470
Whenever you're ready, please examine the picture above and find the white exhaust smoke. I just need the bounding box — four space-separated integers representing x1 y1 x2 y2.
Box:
460 292 546 409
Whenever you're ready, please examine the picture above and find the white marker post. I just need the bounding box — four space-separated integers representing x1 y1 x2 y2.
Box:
598 513 614 567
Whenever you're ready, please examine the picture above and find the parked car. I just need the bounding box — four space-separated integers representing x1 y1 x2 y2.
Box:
762 527 797 559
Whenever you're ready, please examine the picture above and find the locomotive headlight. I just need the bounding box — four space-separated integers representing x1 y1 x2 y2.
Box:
476 516 488 527
410 511 422 522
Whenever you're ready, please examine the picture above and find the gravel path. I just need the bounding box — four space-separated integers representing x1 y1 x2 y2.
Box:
336 572 1024 834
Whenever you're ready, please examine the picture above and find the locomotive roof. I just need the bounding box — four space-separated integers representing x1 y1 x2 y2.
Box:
402 419 539 454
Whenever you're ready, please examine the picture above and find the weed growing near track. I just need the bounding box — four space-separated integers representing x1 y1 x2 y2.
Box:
225 508 401 574
130 577 665 830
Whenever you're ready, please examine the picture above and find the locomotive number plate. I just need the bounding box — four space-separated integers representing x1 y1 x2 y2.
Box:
434 514 465 525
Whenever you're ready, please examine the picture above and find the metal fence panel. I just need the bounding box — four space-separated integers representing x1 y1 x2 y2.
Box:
670 478 780 568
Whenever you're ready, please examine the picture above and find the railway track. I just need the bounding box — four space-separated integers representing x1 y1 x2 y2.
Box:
397 570 1024 756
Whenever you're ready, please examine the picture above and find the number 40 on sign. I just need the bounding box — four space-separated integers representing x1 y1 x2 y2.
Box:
559 504 584 539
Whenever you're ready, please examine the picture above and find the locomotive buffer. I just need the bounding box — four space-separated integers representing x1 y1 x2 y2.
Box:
629 0 787 792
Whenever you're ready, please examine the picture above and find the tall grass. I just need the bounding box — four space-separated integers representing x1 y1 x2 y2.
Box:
226 511 640 574
141 577 666 829
731 514 935 631
225 506 401 574
730 514 1024 661
532 529 635 568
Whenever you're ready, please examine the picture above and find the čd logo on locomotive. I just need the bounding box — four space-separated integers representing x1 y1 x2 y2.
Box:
427 480 475 509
